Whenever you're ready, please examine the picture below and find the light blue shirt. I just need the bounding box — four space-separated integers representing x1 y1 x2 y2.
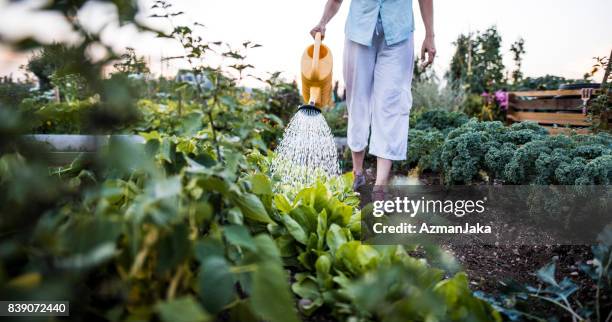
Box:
345 0 414 47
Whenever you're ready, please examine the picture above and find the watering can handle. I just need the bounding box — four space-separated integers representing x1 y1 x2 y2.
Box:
311 32 322 81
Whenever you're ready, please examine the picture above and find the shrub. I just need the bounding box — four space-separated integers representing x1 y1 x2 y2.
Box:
406 129 445 172
413 110 470 134
0 77 32 107
411 77 467 113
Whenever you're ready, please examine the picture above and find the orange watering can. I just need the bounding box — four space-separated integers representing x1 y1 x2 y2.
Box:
299 32 333 112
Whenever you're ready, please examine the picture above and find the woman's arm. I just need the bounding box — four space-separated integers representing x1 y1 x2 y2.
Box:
310 0 343 39
418 0 436 67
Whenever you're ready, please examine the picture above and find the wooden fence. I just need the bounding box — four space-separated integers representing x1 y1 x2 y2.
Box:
507 89 610 134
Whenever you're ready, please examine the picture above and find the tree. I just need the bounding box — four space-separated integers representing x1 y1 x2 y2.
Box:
26 43 88 91
113 47 150 75
510 38 526 84
447 26 506 94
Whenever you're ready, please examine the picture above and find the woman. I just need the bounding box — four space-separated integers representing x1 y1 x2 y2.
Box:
310 0 436 190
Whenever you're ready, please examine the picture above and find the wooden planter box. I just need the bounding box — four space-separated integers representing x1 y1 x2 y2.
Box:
507 89 611 134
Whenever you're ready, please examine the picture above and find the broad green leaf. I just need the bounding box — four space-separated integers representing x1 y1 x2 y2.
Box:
280 214 308 245
252 234 282 263
251 262 300 322
295 186 315 207
151 176 182 199
224 225 256 251
291 273 319 299
139 131 161 142
434 272 502 322
176 139 196 154
315 254 331 277
316 209 328 250
336 241 379 275
194 239 225 263
157 137 174 163
326 224 348 255
198 176 232 196
155 223 191 274
198 256 236 314
328 201 353 226
312 183 330 211
315 254 333 288
275 235 298 257
250 173 272 195
156 296 210 322
273 194 292 214
291 273 324 316
434 272 469 307
57 216 121 269
231 193 272 223
226 207 244 225
289 205 317 234
226 300 259 322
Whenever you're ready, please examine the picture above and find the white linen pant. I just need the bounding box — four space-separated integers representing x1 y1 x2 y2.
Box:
343 24 414 161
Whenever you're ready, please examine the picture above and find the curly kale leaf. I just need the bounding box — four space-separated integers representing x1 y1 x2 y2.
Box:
446 119 507 141
554 157 587 185
572 144 610 160
413 110 470 134
504 140 552 184
503 121 548 145
406 129 445 172
485 142 518 180
441 131 491 184
576 155 612 185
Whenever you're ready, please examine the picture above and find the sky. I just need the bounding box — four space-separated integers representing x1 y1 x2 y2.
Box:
0 0 611 88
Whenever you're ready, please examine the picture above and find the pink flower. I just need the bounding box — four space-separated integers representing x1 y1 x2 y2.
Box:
495 90 509 110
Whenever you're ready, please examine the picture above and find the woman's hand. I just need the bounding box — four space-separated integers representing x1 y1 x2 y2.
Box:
311 0 342 39
310 23 326 39
420 35 436 68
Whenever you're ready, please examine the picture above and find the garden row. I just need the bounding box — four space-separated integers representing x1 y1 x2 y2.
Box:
2 86 503 322
405 110 612 185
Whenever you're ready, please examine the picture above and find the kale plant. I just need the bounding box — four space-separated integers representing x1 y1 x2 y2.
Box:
413 110 470 134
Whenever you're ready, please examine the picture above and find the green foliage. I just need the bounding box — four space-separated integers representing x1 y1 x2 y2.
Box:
0 121 302 321
50 73 90 103
509 38 526 84
19 97 97 133
402 111 470 174
588 56 611 131
323 102 348 137
255 71 302 125
0 76 32 107
458 93 485 118
503 133 612 185
413 110 470 134
266 181 499 321
114 47 151 75
447 27 506 94
436 119 612 184
1 2 300 321
512 75 585 91
411 76 467 113
5 2 611 322
26 43 91 91
406 129 445 172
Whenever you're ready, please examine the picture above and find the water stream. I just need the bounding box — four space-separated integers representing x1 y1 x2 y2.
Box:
271 108 340 189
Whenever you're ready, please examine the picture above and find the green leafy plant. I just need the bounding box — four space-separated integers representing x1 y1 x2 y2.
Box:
264 179 499 321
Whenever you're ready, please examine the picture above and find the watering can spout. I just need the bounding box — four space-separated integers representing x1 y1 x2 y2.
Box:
301 32 333 108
